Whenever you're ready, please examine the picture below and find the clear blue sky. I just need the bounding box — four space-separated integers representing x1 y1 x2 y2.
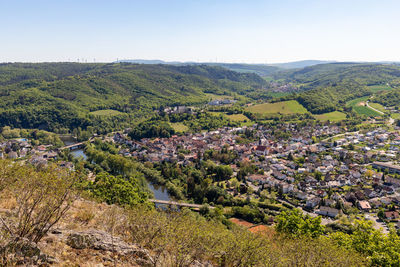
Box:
1 0 400 63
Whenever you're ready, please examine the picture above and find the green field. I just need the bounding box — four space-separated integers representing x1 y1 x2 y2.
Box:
354 106 382 117
391 113 400 119
345 96 370 107
210 112 251 126
246 100 308 114
314 111 347 122
170 122 189 133
89 109 124 116
368 102 386 113
225 113 249 122
205 93 234 100
367 85 393 93
346 96 382 117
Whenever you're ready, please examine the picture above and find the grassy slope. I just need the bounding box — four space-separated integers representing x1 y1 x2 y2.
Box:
246 100 308 114
392 113 400 119
204 93 234 100
367 85 393 93
368 102 386 113
314 111 347 121
170 122 189 132
225 114 249 122
345 96 370 107
346 96 382 117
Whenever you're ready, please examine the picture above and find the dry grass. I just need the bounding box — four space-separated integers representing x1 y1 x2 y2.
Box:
0 158 367 266
0 189 16 210
0 192 367 267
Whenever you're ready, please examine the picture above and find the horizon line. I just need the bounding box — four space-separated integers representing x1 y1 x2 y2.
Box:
0 59 399 65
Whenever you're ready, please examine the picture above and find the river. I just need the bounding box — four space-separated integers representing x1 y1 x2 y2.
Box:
70 149 87 160
147 183 171 201
60 135 88 160
59 134 171 201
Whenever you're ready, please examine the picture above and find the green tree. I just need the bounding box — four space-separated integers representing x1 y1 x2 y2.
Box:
276 209 325 238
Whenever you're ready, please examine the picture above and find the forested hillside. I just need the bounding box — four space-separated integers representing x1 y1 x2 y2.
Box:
120 60 282 76
205 63 281 76
0 63 267 132
272 63 400 114
374 89 400 108
272 63 400 87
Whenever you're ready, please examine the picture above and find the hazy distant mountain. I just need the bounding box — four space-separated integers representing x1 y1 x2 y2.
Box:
118 59 173 64
117 59 338 75
117 60 280 76
269 60 336 69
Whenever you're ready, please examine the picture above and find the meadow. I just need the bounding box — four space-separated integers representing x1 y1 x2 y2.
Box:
345 96 370 108
205 93 234 100
391 113 400 119
353 106 382 117
245 100 308 114
225 113 249 121
314 111 347 122
367 85 393 93
368 102 386 113
170 122 189 133
346 96 382 117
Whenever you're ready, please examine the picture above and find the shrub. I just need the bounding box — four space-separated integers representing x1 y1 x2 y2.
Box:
0 161 78 243
122 206 365 266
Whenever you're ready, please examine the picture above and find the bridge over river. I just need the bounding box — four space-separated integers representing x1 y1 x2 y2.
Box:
149 199 214 210
59 139 95 150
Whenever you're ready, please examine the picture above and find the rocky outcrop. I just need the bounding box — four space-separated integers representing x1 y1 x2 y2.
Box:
1 237 58 265
66 229 153 266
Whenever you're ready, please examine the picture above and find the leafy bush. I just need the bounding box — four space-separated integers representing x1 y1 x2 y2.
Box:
88 172 149 206
0 161 78 243
123 207 365 266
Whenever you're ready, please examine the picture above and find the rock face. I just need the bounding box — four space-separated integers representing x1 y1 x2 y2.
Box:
66 229 153 265
1 237 58 265
3 237 41 258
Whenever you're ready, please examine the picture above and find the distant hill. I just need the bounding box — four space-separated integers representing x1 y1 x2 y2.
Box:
269 60 336 69
272 63 400 114
0 63 267 132
272 62 400 87
117 60 281 76
205 63 280 76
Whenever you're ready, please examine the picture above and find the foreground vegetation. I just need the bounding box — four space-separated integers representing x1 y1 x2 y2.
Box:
0 159 367 266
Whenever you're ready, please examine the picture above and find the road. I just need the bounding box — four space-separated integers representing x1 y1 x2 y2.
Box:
321 131 359 142
366 101 396 125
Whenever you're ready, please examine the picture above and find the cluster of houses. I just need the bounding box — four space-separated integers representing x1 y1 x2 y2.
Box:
246 127 400 221
0 138 54 160
208 99 237 106
5 119 400 226
113 123 400 224
163 106 195 115
269 82 298 93
0 138 73 169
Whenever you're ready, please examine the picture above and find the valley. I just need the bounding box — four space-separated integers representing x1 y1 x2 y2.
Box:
2 61 400 266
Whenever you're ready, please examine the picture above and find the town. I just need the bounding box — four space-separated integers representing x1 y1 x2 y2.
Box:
104 121 400 231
